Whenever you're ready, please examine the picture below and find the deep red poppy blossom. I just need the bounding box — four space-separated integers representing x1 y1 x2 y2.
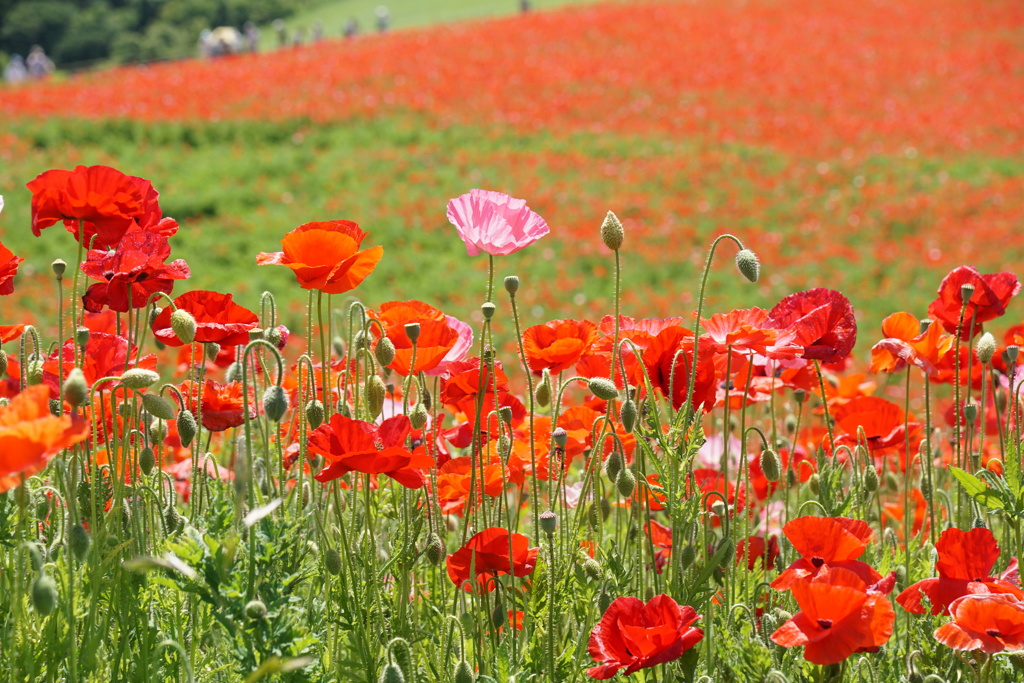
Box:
0 241 25 296
179 379 255 432
766 288 857 364
256 220 383 294
579 315 686 388
446 527 538 593
151 290 260 347
371 300 459 375
638 326 718 412
737 535 781 571
830 396 924 470
928 266 1021 340
43 332 158 394
935 594 1024 653
81 231 190 313
308 414 434 488
587 594 703 679
897 527 1022 616
522 319 600 374
771 567 895 665
772 516 888 592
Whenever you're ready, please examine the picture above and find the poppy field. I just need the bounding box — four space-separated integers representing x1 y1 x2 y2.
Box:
2 0 1024 681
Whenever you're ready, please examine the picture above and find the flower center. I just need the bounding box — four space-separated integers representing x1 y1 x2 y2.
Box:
987 629 1003 638
811 557 825 568
817 619 833 630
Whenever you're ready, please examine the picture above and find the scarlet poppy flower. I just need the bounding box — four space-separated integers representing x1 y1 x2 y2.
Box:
0 324 25 344
882 487 933 542
935 594 1024 653
816 372 877 410
701 307 798 358
686 468 743 521
436 456 507 515
639 326 718 412
27 165 175 250
772 516 888 592
0 385 90 493
371 300 459 375
151 290 260 347
446 189 550 257
830 396 924 470
737 535 781 571
766 288 857 364
256 220 383 294
771 567 895 665
0 241 24 296
579 315 687 389
870 312 955 375
309 414 433 488
43 332 158 394
897 527 1022 616
928 266 1021 340
80 231 190 313
446 527 538 592
587 594 703 679
523 319 600 374
179 379 255 432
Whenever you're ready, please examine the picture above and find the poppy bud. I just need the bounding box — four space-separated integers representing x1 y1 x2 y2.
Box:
262 385 289 422
380 663 405 683
26 542 44 572
497 434 511 458
535 371 551 407
425 533 446 566
31 572 58 616
225 362 243 383
584 558 603 581
121 368 160 390
404 323 421 344
366 375 386 419
74 325 90 349
333 336 348 358
864 465 879 493
149 418 167 445
203 342 219 361
760 613 777 637
304 399 324 430
35 496 49 520
976 332 997 364
774 608 793 622
963 402 978 426
0 349 7 376
735 248 760 283
599 210 624 251
895 565 907 590
784 414 797 434
619 399 637 433
481 302 496 320
540 510 557 536
718 538 735 568
587 502 600 529
387 638 414 682
245 599 267 620
604 450 623 483
712 567 725 585
808 473 820 495
490 602 506 630
587 377 618 401
553 427 568 449
27 359 44 386
616 467 636 498
598 592 613 613
453 660 475 683
760 448 781 483
407 402 427 430
599 497 611 521
338 402 352 418
45 398 58 415
177 409 197 448
375 337 396 368
69 523 91 562
906 673 924 683
63 367 88 408
710 500 727 520
164 503 181 534
266 325 286 349
324 548 343 575
51 259 66 279
504 276 520 295
142 393 176 420
139 447 156 476
170 309 196 345
960 283 975 304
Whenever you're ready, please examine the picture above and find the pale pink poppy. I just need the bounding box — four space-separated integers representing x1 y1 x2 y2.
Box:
426 315 474 377
446 189 550 257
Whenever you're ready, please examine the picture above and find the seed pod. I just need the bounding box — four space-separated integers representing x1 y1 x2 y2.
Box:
410 403 429 430
616 467 636 498
735 249 760 283
503 275 520 295
139 447 156 476
588 377 618 401
481 302 496 320
619 399 637 433
177 409 197 448
366 375 386 419
325 548 343 575
584 558 603 581
540 510 557 536
404 323 420 344
245 599 267 620
605 450 623 484
760 449 782 483
170 309 196 345
600 210 624 251
69 523 91 562
142 393 176 420
374 337 396 368
425 533 446 566
454 660 475 683
63 368 88 408
31 573 59 616
262 385 289 422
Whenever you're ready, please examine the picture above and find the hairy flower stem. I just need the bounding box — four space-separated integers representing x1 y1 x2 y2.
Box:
508 289 540 541
814 361 836 452
317 291 331 420
923 376 937 546
71 224 84 367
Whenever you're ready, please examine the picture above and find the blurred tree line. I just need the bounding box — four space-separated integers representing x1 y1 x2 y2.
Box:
0 0 311 68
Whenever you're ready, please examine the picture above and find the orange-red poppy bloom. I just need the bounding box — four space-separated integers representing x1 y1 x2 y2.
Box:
587 594 703 679
522 319 600 374
256 220 383 294
772 516 888 592
0 385 90 493
928 266 1021 340
766 288 857 365
308 414 433 488
151 290 260 347
179 379 255 432
870 313 955 375
43 332 158 395
371 300 459 376
897 527 1022 616
830 396 924 470
701 307 798 358
81 231 190 313
436 456 507 515
638 327 718 412
446 527 538 593
0 241 25 296
935 594 1024 653
771 567 895 665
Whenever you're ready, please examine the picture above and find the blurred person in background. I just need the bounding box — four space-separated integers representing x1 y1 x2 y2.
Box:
343 18 360 39
26 46 54 79
244 22 261 52
4 54 28 83
273 19 288 48
376 6 391 33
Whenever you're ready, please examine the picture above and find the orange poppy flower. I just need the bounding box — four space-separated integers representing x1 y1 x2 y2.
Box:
935 594 1024 653
771 516 888 592
256 220 383 294
701 307 794 357
870 312 955 375
151 290 260 347
179 379 256 432
771 567 895 665
0 385 90 493
371 300 458 376
928 266 1021 340
897 527 1022 616
522 319 600 374
446 527 538 593
436 456 507 515
830 396 923 470
308 414 434 488
0 241 25 296
638 326 718 412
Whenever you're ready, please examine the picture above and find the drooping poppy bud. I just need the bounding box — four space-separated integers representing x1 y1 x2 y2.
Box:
170 309 196 345
735 249 760 283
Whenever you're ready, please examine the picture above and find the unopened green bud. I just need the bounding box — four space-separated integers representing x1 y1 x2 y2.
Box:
534 375 551 407
620 399 637 433
719 538 735 568
864 465 879 493
605 450 623 483
600 211 624 251
142 392 175 420
380 663 405 683
588 376 618 401
366 375 386 418
121 368 160 390
63 367 88 408
244 599 267 620
503 276 519 295
616 467 636 498
976 332 997 364
490 602 506 630
170 309 196 345
454 660 475 683
333 336 347 358
139 447 156 476
0 349 7 376
375 337 396 368
584 557 603 581
27 359 44 386
735 248 760 283
425 532 446 566
176 409 197 447
387 638 414 683
305 399 324 429
27 542 43 572
31 573 58 616
760 448 781 483
164 504 181 534
497 433 512 458
262 385 289 422
69 523 91 562
149 418 167 445
600 497 611 521
808 472 820 495
598 592 613 613
498 405 513 424
324 548 343 575
410 402 429 430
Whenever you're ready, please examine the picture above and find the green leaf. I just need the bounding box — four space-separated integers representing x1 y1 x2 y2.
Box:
949 466 1005 510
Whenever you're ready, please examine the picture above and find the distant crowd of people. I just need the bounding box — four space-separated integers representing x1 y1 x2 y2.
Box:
3 45 55 83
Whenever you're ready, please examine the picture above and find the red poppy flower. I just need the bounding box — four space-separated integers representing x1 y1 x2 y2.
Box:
436 456 507 515
771 567 895 665
928 266 1021 340
638 326 718 412
935 594 1024 653
179 379 255 432
830 396 924 470
772 516 887 592
737 535 781 571
371 300 459 376
81 231 190 313
587 594 703 679
687 468 745 521
256 220 383 294
0 385 90 493
27 165 175 250
446 527 538 593
579 315 686 388
817 372 877 410
897 527 1022 616
308 414 433 488
701 307 796 358
523 319 600 374
0 241 24 296
151 290 260 347
766 288 857 364
43 332 158 394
